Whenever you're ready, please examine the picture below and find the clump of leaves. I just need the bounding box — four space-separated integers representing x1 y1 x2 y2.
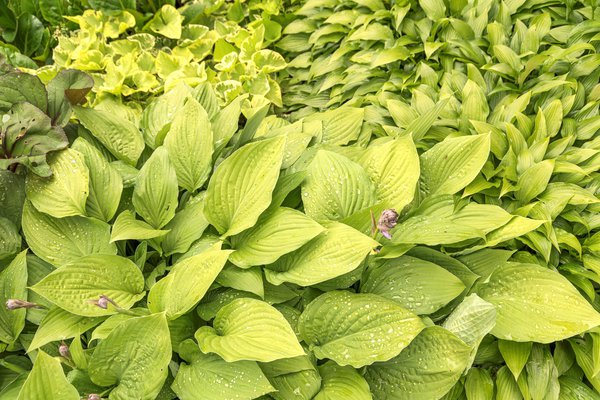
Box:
1 0 600 399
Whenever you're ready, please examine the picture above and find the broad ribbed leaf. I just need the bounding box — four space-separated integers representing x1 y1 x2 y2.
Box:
172 339 275 400
147 249 231 319
147 5 183 39
465 368 494 400
204 136 285 237
359 135 420 210
141 84 188 148
264 221 378 286
420 134 490 196
307 107 364 145
22 201 116 267
259 355 321 400
216 265 264 298
32 254 145 317
195 298 304 362
164 98 213 192
133 146 179 229
477 263 600 342
72 137 122 221
361 256 465 315
25 148 89 218
28 307 104 351
110 210 170 242
161 195 209 256
0 217 20 260
314 361 371 400
0 251 27 344
302 150 376 221
230 207 324 268
498 340 532 379
17 351 79 400
298 291 424 368
74 106 144 166
364 326 471 400
89 314 172 400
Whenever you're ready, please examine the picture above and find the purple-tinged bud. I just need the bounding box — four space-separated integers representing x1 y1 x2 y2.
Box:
5 299 40 310
377 209 399 239
88 395 102 400
89 295 117 310
59 342 71 358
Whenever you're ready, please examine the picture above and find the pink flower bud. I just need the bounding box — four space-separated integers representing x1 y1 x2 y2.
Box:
59 342 70 358
5 299 40 310
377 209 399 239
88 395 102 400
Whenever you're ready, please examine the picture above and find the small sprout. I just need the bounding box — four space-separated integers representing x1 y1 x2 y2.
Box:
88 395 102 400
377 209 399 239
88 295 118 310
5 299 43 310
59 342 71 359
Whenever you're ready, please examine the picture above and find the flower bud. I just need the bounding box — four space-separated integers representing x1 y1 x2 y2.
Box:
59 342 71 358
377 209 399 239
89 295 117 310
5 299 40 310
88 394 102 400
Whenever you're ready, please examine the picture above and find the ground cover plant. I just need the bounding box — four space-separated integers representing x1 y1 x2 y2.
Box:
1 0 600 399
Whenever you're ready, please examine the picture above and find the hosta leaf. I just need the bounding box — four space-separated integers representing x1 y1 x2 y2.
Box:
164 98 213 192
161 196 209 256
141 84 188 148
25 148 89 218
498 340 532 379
298 291 424 368
495 366 522 400
364 326 470 400
559 376 600 400
264 221 378 286
17 351 79 400
359 135 420 211
306 107 364 145
0 72 47 113
465 368 494 400
0 217 20 261
302 150 376 221
133 146 179 229
32 254 145 317
477 263 600 342
89 314 172 400
313 361 372 400
516 159 555 203
0 170 25 227
361 256 465 315
172 339 275 400
195 298 304 362
229 207 325 268
46 69 94 126
72 138 122 222
28 307 104 351
0 251 27 344
420 134 490 196
147 249 231 319
258 355 321 400
110 210 170 242
74 106 144 166
216 265 264 298
22 201 116 267
204 136 285 237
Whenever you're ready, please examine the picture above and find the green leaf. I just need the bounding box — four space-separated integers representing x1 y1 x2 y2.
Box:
361 256 465 315
365 326 470 400
465 368 494 400
495 366 522 400
420 134 490 196
110 210 170 242
25 148 89 218
313 360 371 400
0 72 47 113
74 106 145 166
22 201 116 267
147 5 183 39
164 98 213 192
89 314 172 400
477 263 600 343
147 249 231 319
204 136 285 237
264 221 378 286
172 339 275 400
216 264 264 298
302 150 376 221
141 84 188 148
195 298 304 362
17 351 79 400
498 340 532 379
31 254 145 317
359 135 420 211
133 146 179 229
0 170 25 227
46 69 94 127
559 376 600 400
0 217 20 261
306 107 364 145
298 291 424 368
28 307 104 352
230 207 325 268
420 0 446 20
72 138 122 222
162 196 209 256
516 159 555 203
0 251 27 344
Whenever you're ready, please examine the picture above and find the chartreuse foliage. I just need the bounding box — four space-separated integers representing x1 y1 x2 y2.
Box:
1 0 600 399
